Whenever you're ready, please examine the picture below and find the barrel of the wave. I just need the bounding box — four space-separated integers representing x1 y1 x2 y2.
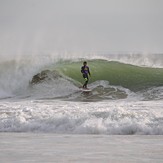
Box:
57 59 163 92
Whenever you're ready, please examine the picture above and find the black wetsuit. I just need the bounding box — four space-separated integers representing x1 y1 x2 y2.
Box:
81 65 90 88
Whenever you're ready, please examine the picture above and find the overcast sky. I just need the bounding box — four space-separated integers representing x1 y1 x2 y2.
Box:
0 0 163 55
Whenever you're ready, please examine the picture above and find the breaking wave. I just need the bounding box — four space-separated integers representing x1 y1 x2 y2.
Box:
0 55 163 101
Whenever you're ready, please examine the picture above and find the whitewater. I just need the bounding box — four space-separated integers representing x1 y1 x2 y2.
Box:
0 54 163 162
1 54 163 134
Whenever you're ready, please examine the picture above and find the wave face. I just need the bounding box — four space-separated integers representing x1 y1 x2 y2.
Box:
57 59 163 92
0 56 163 101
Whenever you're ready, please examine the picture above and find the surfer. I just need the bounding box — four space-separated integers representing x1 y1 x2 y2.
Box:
81 61 91 89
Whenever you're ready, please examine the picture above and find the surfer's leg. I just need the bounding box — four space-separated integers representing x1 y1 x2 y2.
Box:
83 74 89 88
83 81 87 88
83 74 86 88
83 77 89 89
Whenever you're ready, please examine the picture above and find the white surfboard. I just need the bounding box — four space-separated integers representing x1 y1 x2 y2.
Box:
82 89 91 92
79 87 91 92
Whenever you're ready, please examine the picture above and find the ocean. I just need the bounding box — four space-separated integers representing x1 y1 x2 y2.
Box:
0 54 163 162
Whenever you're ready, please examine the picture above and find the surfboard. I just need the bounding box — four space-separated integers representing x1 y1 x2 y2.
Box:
82 88 91 92
79 87 91 92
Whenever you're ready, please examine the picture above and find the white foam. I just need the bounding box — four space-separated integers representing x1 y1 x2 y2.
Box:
0 100 163 135
30 78 78 99
0 55 61 98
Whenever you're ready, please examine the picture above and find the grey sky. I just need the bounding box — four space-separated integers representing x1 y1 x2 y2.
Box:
0 0 163 55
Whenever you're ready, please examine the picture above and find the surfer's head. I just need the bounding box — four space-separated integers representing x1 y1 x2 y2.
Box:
83 61 87 65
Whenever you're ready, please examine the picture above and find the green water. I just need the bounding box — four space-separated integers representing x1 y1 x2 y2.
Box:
55 60 163 91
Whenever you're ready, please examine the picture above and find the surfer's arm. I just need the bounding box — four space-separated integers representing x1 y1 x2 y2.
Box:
81 66 84 74
88 67 91 76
